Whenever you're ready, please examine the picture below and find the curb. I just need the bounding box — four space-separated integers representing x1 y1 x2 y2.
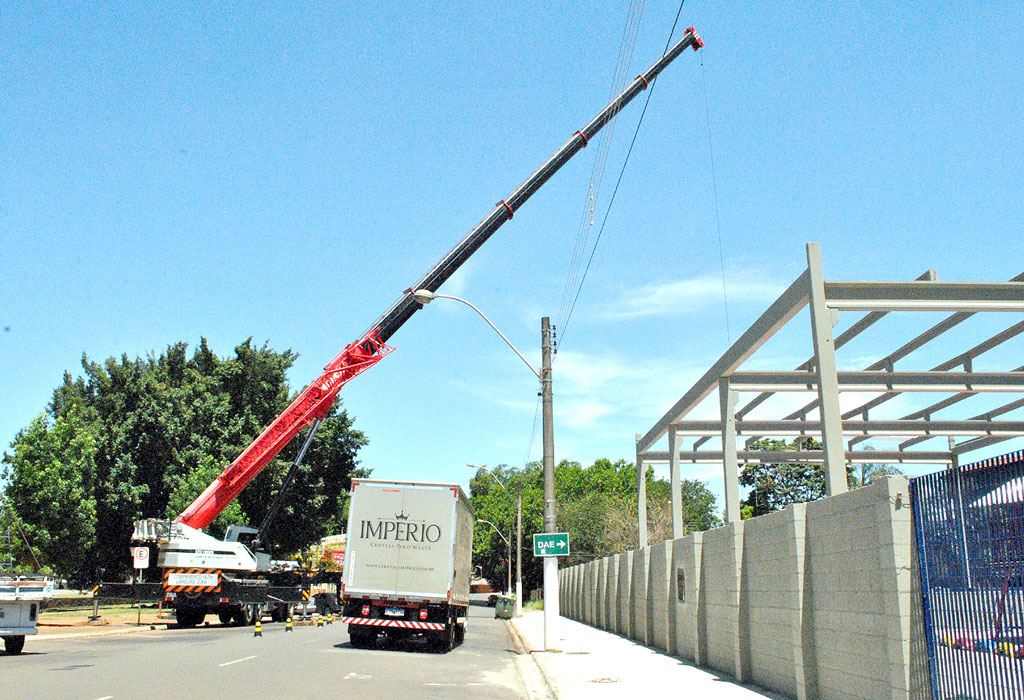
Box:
32 624 168 642
505 618 562 700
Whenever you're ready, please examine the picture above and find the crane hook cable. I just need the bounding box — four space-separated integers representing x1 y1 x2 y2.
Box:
556 0 689 351
700 54 731 347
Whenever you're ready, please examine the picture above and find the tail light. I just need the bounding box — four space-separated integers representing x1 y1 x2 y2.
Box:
30 604 37 621
419 608 428 620
361 605 370 617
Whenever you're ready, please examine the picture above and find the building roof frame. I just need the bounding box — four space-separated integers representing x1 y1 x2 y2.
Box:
633 243 1024 545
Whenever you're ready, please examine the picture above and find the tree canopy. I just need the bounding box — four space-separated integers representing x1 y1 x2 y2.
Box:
1 338 367 584
468 458 719 593
738 438 867 519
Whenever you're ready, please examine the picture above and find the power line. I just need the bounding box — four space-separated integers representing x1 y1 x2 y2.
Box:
556 0 688 350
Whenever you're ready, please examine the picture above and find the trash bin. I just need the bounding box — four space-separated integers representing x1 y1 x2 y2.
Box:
494 595 515 620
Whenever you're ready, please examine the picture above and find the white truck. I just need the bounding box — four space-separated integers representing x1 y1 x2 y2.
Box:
341 480 473 652
0 576 53 655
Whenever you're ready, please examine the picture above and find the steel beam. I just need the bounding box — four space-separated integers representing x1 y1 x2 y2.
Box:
636 270 811 454
727 370 1024 393
670 419 1024 438
824 280 1024 311
643 450 953 465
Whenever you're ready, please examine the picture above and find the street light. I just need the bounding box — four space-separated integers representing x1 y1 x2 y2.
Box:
416 289 559 651
411 290 540 379
476 518 512 597
468 463 522 617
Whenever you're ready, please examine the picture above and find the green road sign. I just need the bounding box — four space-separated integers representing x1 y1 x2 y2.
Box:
533 532 570 557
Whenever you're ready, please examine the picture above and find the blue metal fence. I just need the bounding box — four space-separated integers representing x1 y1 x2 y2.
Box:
912 450 1024 700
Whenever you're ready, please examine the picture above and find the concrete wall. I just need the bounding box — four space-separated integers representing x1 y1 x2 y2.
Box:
629 546 649 645
616 551 632 638
647 540 672 652
557 477 927 700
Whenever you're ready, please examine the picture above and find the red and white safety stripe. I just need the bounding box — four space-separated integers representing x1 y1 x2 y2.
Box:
340 617 444 630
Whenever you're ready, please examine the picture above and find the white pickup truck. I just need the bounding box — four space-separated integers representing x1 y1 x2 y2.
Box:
0 576 53 655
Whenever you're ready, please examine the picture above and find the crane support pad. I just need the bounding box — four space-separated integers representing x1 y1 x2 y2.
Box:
341 617 445 630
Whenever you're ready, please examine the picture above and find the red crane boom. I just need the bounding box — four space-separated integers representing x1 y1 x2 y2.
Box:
175 27 704 531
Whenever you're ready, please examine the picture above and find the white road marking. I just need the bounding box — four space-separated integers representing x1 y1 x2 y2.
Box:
95 696 114 700
425 683 484 687
218 655 258 667
343 672 373 680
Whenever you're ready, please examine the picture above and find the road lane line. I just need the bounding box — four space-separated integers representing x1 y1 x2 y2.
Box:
218 655 258 667
95 696 114 699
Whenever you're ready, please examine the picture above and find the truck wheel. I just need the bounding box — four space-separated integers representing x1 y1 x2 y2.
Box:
242 604 262 626
433 620 455 653
454 621 465 645
3 635 25 655
218 612 234 625
175 607 204 628
349 627 375 649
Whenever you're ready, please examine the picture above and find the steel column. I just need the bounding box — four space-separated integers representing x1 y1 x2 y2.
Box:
806 243 847 496
669 427 683 538
720 379 741 523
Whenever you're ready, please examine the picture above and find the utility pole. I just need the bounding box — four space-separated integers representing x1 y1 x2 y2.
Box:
541 316 559 650
516 489 522 617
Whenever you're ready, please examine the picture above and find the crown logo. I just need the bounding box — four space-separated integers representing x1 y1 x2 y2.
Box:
395 511 409 521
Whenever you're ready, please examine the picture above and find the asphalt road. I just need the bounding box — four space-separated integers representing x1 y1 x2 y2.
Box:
1 606 529 700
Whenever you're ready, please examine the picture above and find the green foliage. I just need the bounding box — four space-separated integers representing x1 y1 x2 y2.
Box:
2 338 367 583
1 408 97 581
469 458 719 592
739 438 854 518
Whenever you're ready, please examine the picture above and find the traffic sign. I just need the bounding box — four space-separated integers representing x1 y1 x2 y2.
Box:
533 532 570 557
132 546 150 569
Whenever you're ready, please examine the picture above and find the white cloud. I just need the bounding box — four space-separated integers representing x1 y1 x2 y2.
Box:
601 276 786 321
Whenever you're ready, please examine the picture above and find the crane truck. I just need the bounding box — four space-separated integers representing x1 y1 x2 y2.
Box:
98 27 703 631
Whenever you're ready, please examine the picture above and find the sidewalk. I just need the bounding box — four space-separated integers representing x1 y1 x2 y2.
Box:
509 610 787 700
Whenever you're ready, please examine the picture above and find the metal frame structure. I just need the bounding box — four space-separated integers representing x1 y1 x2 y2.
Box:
635 243 1024 545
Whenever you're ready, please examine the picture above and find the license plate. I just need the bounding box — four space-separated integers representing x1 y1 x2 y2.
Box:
384 606 404 617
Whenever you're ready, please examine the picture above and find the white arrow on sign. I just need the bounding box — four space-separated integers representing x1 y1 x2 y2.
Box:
557 541 566 549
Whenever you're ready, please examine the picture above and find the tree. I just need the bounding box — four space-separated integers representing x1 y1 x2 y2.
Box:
850 445 903 488
2 338 368 581
468 458 719 592
739 438 855 518
1 408 97 583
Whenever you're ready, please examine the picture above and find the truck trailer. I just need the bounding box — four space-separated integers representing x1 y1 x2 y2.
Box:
341 480 473 652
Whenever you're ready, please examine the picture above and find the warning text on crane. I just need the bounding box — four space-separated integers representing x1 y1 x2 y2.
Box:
166 572 220 588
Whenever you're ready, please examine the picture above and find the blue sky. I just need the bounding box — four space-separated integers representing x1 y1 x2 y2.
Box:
3 2 1023 518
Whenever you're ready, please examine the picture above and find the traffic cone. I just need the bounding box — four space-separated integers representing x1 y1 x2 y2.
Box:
327 612 333 625
253 619 262 638
285 617 293 632
316 613 323 628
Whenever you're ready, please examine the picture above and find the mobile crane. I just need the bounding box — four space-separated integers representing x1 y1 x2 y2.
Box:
103 27 704 628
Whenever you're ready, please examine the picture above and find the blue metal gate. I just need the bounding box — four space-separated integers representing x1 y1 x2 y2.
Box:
912 450 1024 700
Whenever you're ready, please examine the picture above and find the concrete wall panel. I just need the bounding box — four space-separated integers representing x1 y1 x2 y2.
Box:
647 541 671 652
605 555 619 634
616 551 633 639
699 522 746 680
671 533 703 662
630 546 649 645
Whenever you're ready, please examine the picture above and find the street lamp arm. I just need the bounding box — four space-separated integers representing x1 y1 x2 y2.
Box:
414 290 541 379
476 518 511 546
467 463 508 492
